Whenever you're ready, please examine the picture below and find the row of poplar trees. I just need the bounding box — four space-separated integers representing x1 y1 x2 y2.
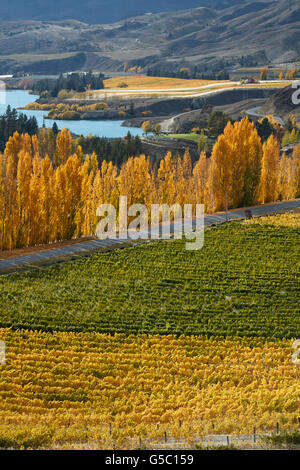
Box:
0 118 299 250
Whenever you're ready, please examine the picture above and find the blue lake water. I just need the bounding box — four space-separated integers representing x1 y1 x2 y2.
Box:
0 90 144 138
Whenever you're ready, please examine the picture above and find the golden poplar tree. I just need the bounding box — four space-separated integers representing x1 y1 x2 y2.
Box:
278 153 297 200
29 154 42 246
3 155 19 249
173 153 184 206
239 118 263 206
259 134 280 203
208 118 262 211
182 149 193 204
75 155 96 237
38 128 56 162
39 155 54 243
55 128 73 166
157 152 176 205
101 160 119 207
17 151 32 247
192 151 208 206
0 156 4 250
4 131 22 175
91 168 104 233
21 133 33 158
293 144 300 197
118 157 135 206
208 122 239 211
32 134 40 158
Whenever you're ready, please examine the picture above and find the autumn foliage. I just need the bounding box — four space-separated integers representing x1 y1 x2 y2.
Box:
0 329 298 448
0 118 299 250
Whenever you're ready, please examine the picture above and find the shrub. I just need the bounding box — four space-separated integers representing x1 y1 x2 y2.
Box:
57 89 71 100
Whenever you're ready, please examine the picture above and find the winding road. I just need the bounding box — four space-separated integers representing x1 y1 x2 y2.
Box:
160 85 287 132
246 106 285 126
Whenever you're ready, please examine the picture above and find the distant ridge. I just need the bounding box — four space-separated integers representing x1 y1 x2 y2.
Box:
0 1 299 73
0 1 244 24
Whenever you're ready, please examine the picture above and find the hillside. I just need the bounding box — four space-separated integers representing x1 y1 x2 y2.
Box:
0 0 299 73
262 85 300 123
0 1 242 24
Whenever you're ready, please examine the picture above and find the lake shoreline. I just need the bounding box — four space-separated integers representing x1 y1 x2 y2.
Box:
1 90 146 138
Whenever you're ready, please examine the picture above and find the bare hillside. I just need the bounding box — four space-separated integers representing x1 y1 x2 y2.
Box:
262 85 300 123
0 0 299 73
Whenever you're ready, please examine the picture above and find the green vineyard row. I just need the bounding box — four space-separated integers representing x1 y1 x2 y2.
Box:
0 221 299 338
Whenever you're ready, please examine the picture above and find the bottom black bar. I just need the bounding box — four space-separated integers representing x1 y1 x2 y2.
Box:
2 449 292 467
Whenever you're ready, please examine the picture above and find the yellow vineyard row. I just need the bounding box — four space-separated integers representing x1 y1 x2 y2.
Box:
0 329 299 448
244 211 300 228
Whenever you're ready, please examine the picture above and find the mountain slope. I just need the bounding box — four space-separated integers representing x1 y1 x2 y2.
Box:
0 0 299 73
0 1 243 24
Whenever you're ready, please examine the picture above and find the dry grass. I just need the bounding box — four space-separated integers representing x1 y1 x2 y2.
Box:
243 83 291 88
78 84 239 101
75 79 289 101
103 76 223 90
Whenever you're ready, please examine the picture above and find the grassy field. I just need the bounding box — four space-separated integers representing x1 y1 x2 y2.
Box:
0 216 299 338
165 133 201 142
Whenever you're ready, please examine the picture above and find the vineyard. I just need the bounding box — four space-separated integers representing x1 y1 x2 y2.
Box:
0 329 299 449
0 218 299 338
244 211 300 228
0 213 299 449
